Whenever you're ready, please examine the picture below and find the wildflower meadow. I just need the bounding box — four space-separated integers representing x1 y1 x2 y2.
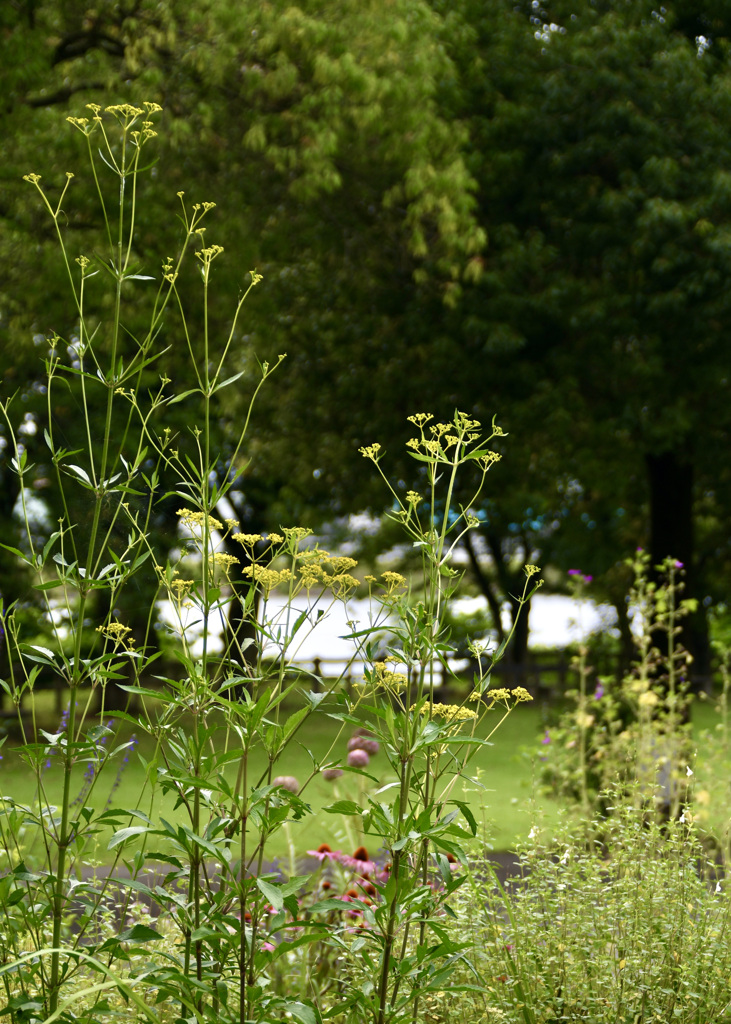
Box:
2 103 731 1024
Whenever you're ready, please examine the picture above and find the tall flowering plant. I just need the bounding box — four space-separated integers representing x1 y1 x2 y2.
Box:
343 412 541 1024
0 104 539 1024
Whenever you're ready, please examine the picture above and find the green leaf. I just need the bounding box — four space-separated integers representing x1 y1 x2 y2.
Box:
108 826 154 849
453 800 478 836
323 800 362 816
212 370 244 393
167 389 200 405
256 878 284 910
285 1000 319 1024
282 705 309 743
119 923 164 942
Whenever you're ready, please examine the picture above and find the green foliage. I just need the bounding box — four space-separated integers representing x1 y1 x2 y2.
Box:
537 553 698 825
0 108 535 1024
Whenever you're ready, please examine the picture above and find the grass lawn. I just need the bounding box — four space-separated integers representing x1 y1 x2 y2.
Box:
6 689 727 868
0 691 558 866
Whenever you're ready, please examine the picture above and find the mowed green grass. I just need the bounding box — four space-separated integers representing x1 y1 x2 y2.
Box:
0 692 556 865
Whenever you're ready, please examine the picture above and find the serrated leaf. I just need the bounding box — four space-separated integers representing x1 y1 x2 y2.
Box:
323 800 362 816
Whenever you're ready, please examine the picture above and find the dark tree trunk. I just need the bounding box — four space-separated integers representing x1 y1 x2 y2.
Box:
645 450 710 690
461 530 533 667
462 531 505 644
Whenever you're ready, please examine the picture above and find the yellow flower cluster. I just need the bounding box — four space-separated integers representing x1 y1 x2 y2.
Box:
196 244 224 265
359 443 382 460
293 551 360 596
169 578 195 598
412 702 478 722
330 574 359 596
283 527 313 543
177 508 223 532
478 451 502 470
470 686 534 705
233 533 263 546
370 661 408 692
96 622 135 648
241 565 292 593
326 556 358 574
213 552 239 574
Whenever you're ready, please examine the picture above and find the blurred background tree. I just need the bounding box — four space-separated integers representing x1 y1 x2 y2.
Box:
3 0 731 685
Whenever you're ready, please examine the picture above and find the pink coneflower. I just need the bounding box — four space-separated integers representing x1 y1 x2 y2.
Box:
322 767 344 780
261 941 275 952
307 842 339 862
272 775 299 793
347 748 370 768
335 845 379 875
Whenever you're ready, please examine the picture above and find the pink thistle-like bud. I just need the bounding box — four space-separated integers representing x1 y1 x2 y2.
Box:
322 767 344 780
272 775 299 793
347 748 370 768
347 735 380 755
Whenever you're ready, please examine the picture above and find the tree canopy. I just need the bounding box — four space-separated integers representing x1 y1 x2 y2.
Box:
3 0 731 673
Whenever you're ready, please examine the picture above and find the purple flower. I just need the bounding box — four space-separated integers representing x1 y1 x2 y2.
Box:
542 730 551 745
594 683 604 700
568 569 592 583
674 560 684 569
322 767 344 780
347 749 370 768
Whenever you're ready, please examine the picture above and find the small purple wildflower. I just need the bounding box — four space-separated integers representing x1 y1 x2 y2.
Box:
568 569 592 583
347 748 370 768
542 730 551 745
71 722 112 807
594 682 604 701
45 702 73 770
